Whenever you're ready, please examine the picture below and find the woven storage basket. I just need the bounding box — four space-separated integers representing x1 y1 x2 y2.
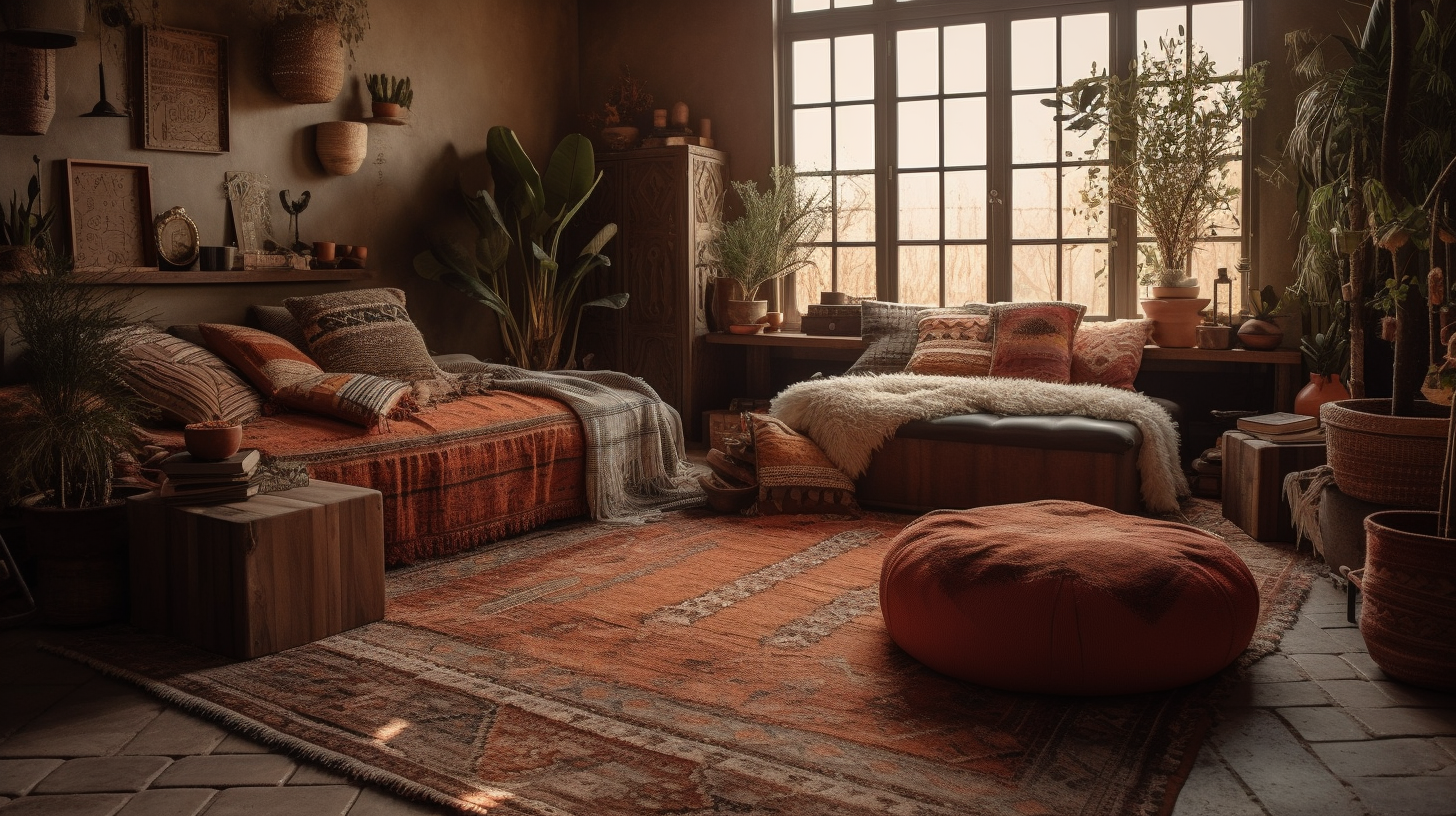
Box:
1322 398 1449 509
1356 511 1456 692
0 43 55 136
270 14 344 104
316 121 368 175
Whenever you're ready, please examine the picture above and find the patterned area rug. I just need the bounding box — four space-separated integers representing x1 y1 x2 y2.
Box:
48 499 1316 815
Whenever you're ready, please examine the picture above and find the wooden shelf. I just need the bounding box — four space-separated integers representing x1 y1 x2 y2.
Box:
69 268 372 285
704 331 866 350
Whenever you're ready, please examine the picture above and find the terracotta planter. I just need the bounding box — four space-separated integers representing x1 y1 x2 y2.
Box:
1237 318 1283 350
316 121 368 175
0 0 85 49
1150 284 1201 299
371 101 403 119
1140 297 1210 348
0 244 42 280
22 494 132 627
1355 511 1456 691
725 299 769 328
184 422 243 460
1321 398 1450 509
0 42 55 136
1293 373 1349 417
710 277 745 332
270 15 344 104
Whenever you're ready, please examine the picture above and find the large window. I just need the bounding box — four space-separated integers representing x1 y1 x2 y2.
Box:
779 0 1250 320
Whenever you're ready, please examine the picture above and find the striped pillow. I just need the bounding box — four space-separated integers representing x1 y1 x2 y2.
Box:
905 313 993 377
199 323 319 397
750 414 858 515
115 326 262 425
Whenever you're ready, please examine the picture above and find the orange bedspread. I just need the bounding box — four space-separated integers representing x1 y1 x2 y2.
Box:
143 392 588 565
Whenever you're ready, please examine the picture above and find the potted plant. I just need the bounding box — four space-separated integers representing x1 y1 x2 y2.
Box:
414 127 627 370
710 165 829 329
584 65 653 151
2 248 146 626
365 72 411 120
1237 285 1286 350
1295 327 1351 416
0 155 55 279
255 0 369 104
1051 30 1265 345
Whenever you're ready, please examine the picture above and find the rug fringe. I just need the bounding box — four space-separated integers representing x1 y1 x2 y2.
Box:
38 643 494 815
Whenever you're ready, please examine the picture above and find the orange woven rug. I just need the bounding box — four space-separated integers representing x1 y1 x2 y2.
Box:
48 500 1315 815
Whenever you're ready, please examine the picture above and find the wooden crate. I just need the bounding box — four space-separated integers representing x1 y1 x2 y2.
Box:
1221 431 1327 542
128 480 385 659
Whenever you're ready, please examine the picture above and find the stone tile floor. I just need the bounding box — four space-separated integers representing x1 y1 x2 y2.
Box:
1 578 1452 815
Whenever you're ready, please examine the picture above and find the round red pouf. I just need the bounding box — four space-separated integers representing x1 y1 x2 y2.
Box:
879 500 1259 695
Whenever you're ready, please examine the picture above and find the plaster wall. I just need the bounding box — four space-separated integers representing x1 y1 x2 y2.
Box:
1 0 578 378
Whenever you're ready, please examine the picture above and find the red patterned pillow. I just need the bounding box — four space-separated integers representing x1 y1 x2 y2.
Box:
199 323 320 397
1072 320 1153 390
749 414 858 515
988 301 1086 384
905 313 993 377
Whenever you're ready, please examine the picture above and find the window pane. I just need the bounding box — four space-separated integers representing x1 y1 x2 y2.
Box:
898 28 939 97
944 170 987 240
945 244 988 305
1138 6 1187 57
944 24 986 94
836 104 875 170
899 245 941 306
1011 18 1056 90
1012 167 1057 239
944 97 986 167
898 172 940 241
796 246 834 314
837 246 878 299
1061 13 1108 83
835 0 872 7
1063 243 1109 315
1012 244 1058 302
835 34 875 102
793 39 831 105
897 99 939 168
837 174 876 242
1011 94 1057 164
800 174 833 243
1212 159 1243 235
1194 1 1244 71
1061 165 1107 239
792 0 830 12
794 108 832 172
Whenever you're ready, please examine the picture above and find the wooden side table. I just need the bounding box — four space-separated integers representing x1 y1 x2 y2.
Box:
128 480 385 659
1221 431 1327 542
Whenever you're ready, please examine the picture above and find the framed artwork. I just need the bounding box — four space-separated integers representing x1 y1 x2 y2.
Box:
67 159 157 272
139 26 229 154
223 171 275 254
154 205 200 268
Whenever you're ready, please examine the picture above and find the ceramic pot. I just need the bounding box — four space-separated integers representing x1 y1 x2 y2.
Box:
0 245 42 280
1140 297 1210 348
316 121 368 175
270 14 344 104
710 277 745 331
600 126 639 151
1354 511 1456 691
759 311 784 332
1237 318 1283 350
0 0 85 48
22 493 132 627
1150 284 1201 299
1294 373 1350 417
725 299 769 328
184 422 243 460
371 101 403 119
1321 398 1449 509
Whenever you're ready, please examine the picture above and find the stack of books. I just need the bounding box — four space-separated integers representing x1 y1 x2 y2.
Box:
158 449 264 504
1235 412 1325 443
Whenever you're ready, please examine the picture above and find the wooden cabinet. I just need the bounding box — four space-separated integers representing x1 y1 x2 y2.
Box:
576 145 732 441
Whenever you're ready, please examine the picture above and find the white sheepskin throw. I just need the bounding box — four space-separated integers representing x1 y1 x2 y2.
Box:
771 373 1189 513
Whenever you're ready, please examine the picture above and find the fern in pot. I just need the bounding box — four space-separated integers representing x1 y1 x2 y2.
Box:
2 248 146 626
710 165 829 330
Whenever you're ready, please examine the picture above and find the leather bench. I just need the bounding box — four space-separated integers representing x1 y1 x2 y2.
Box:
857 398 1181 515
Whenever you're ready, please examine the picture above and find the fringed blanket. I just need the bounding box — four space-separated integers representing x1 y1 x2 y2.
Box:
772 373 1189 513
484 366 705 521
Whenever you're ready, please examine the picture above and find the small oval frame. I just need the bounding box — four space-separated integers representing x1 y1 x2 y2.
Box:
154 205 200 268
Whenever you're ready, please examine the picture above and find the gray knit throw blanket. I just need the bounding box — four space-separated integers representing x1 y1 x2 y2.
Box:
484 365 705 521
772 373 1190 513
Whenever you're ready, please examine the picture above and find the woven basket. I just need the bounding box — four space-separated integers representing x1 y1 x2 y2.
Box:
316 121 368 175
270 14 344 104
1322 398 1450 509
1357 511 1456 692
0 43 55 136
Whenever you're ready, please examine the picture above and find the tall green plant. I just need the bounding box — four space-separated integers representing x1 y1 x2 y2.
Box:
711 165 829 299
414 127 625 370
2 249 144 509
2 155 56 248
1051 31 1267 287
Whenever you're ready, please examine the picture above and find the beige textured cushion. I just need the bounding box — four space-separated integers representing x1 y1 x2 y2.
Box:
247 304 309 352
115 326 263 425
282 288 441 381
1072 320 1153 390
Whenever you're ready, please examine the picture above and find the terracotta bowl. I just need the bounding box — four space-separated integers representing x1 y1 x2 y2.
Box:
184 422 243 461
728 323 764 335
699 474 758 513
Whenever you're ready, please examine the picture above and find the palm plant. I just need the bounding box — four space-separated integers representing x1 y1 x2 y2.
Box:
414 127 625 370
711 165 829 300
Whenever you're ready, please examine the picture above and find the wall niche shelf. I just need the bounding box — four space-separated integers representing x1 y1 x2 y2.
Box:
69 268 372 285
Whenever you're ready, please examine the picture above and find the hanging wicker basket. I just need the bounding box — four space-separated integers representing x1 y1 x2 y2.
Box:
270 14 344 104
0 0 85 49
0 42 55 136
316 121 368 175
1321 398 1450 509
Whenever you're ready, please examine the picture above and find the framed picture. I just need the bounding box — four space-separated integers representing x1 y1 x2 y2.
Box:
139 26 229 154
154 205 200 268
67 159 157 272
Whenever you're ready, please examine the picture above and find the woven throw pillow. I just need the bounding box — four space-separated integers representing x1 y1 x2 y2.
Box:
749 413 858 515
847 301 991 375
282 288 440 381
905 313 993 377
200 323 322 397
1072 320 1153 390
247 304 309 352
273 372 415 429
114 326 263 425
988 301 1086 384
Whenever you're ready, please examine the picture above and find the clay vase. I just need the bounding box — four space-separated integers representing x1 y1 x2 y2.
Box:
1355 511 1456 691
1139 297 1210 348
1293 373 1350 417
270 14 344 104
1238 318 1283 350
710 277 745 332
725 299 769 328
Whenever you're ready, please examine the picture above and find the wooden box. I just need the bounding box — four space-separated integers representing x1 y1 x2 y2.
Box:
1221 431 1327 542
128 480 385 659
703 410 744 453
801 315 862 336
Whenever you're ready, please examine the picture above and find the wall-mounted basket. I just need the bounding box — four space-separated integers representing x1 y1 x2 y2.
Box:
316 121 367 175
270 14 343 104
0 42 55 135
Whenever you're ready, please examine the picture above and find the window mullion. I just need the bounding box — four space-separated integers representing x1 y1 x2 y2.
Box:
879 25 894 303
986 11 1012 303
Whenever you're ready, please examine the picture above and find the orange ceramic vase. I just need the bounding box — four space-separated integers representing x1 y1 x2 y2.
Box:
1293 373 1349 417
